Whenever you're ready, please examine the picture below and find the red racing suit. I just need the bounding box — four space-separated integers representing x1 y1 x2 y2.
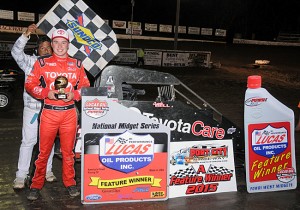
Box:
25 54 90 189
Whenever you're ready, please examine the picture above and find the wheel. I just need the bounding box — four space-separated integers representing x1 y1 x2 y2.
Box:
0 91 13 111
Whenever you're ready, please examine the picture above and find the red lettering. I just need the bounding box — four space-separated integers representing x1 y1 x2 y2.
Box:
106 144 150 155
186 183 219 194
191 121 225 139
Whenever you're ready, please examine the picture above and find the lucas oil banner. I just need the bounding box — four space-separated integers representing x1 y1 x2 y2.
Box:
169 140 237 198
81 89 170 204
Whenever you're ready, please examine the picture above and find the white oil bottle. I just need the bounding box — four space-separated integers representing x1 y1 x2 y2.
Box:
244 75 297 193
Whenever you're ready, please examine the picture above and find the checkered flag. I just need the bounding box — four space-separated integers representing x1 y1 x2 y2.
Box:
37 0 119 77
170 166 197 178
207 164 233 175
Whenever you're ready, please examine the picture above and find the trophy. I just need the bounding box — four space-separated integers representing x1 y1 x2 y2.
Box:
54 76 68 99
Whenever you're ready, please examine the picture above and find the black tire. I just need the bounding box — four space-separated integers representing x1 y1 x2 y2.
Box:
0 91 13 111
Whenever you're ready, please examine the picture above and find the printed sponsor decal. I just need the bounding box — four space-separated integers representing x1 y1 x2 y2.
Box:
227 127 236 134
142 111 225 139
67 15 102 56
170 144 228 166
276 167 296 183
99 131 154 173
85 194 102 201
252 125 288 158
245 97 268 106
248 122 293 183
83 98 109 118
133 187 149 193
150 191 165 198
153 102 171 108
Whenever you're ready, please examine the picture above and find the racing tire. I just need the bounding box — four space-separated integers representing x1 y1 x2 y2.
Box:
0 91 13 111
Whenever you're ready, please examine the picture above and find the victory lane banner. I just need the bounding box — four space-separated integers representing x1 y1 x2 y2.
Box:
37 0 120 77
81 89 170 204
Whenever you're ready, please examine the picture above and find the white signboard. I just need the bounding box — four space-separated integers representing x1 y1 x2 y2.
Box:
112 49 137 64
201 28 213 36
0 10 14 20
145 23 158 32
159 24 172 33
169 140 237 198
144 50 162 66
112 20 126 29
162 51 211 68
188 27 200 35
162 52 189 67
126 28 142 35
17 12 35 22
81 93 170 204
128 21 141 30
215 29 227 37
174 26 186 34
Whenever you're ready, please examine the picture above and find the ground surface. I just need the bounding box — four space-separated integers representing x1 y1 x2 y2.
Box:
0 41 300 209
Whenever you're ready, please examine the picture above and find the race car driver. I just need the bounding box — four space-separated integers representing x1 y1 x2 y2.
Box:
25 28 90 200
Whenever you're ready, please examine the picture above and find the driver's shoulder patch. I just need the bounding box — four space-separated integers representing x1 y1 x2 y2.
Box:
37 55 51 67
38 57 45 67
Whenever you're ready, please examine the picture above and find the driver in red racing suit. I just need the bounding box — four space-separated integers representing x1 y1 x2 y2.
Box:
25 29 90 200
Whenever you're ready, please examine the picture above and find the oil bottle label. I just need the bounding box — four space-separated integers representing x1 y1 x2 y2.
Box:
248 122 294 183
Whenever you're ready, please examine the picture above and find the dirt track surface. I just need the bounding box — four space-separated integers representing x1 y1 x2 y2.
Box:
0 41 300 209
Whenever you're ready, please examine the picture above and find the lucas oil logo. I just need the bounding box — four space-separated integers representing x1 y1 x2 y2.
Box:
83 98 109 119
99 131 154 173
252 125 288 158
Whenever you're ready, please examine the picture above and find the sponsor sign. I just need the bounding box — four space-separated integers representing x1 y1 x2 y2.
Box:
159 24 172 33
246 122 297 192
188 27 200 35
144 50 162 66
111 48 137 65
17 12 35 22
126 28 142 35
128 21 142 30
81 92 170 204
201 28 213 36
110 48 211 68
145 23 158 32
162 51 211 68
112 20 127 29
0 25 25 34
169 140 237 198
215 29 227 37
162 52 189 67
174 26 187 34
0 10 14 20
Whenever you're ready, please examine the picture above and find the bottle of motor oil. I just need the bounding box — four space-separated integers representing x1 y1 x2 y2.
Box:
244 75 297 193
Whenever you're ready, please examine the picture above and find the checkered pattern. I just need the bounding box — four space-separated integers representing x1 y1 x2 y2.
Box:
37 0 119 77
170 166 197 178
207 164 233 175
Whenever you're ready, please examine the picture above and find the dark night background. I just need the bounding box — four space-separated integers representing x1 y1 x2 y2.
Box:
1 0 300 41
